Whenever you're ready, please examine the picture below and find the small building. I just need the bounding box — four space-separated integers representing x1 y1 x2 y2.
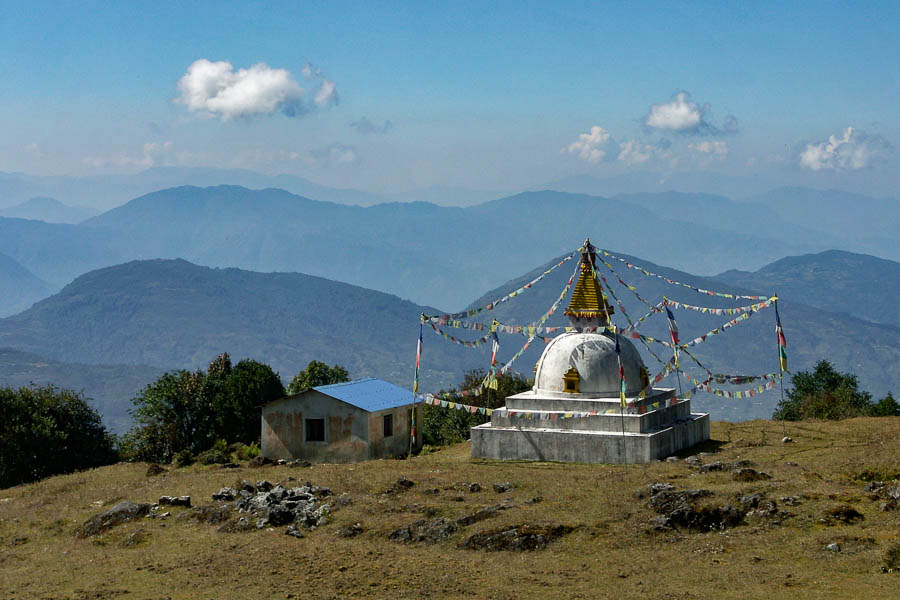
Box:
261 378 423 463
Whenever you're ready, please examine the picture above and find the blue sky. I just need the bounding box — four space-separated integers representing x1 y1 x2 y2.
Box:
2 1 898 195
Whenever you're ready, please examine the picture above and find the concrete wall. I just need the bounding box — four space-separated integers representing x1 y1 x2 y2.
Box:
261 391 369 463
366 405 424 459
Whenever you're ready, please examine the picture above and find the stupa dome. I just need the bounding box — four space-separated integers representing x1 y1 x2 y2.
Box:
533 331 646 396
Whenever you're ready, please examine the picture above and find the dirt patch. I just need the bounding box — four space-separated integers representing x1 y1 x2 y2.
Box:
820 504 864 526
459 524 574 551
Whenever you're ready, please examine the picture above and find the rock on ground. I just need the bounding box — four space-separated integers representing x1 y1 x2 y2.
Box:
459 524 574 551
76 501 151 538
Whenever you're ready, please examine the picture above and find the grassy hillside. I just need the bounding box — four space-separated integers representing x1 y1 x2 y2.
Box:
714 250 900 328
1 418 898 599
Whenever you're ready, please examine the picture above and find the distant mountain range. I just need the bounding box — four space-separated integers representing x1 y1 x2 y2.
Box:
0 349 164 434
0 259 481 394
715 250 900 328
0 167 390 211
2 248 898 432
0 197 98 224
8 184 895 310
0 252 54 317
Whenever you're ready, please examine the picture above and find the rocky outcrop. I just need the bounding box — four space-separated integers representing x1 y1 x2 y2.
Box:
76 501 151 538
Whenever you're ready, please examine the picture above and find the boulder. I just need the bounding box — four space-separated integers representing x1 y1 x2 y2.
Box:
158 495 191 507
212 487 237 501
459 524 574 551
732 468 771 482
76 501 151 538
389 518 457 544
145 464 167 477
492 482 514 494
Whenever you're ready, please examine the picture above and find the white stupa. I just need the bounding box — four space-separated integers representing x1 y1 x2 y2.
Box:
471 240 709 464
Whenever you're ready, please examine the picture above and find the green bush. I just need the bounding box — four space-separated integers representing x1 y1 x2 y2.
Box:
234 442 261 461
422 369 531 446
1 385 117 488
196 439 231 465
174 449 195 467
773 360 874 421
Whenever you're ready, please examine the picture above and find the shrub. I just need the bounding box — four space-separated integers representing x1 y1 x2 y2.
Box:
0 385 117 488
174 449 195 467
234 442 261 461
773 360 874 421
196 439 231 465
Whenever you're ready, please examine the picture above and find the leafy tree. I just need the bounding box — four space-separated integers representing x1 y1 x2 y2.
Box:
773 360 874 421
422 369 531 446
0 385 117 488
872 392 900 417
217 359 285 443
122 353 285 463
287 360 350 395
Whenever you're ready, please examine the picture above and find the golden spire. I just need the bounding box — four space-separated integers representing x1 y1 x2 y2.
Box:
564 238 613 322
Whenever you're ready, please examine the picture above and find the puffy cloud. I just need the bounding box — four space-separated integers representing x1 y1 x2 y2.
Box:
351 116 393 135
798 126 893 171
689 140 728 156
644 91 737 135
308 143 360 167
176 59 337 120
617 140 653 165
565 126 616 163
314 78 338 107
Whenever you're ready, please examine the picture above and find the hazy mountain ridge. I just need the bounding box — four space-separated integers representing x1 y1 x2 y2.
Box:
713 249 900 328
0 251 55 317
0 259 482 395
0 348 165 434
4 183 899 310
0 196 98 224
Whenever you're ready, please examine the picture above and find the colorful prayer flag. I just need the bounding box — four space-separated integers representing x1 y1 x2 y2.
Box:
615 332 626 407
775 300 787 372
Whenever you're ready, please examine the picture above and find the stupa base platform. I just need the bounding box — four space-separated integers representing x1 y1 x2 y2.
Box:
471 412 709 464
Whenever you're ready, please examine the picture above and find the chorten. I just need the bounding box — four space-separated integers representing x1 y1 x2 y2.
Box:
471 239 709 464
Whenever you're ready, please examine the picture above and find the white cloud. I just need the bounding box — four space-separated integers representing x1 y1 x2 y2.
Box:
314 78 338 107
307 143 360 167
175 59 337 120
798 126 892 171
565 126 615 163
617 140 653 165
644 91 737 135
646 92 702 132
689 140 728 156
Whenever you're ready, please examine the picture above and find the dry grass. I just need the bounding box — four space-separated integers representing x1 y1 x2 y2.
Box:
1 417 899 599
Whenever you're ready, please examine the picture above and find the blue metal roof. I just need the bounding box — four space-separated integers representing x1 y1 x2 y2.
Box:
313 378 416 412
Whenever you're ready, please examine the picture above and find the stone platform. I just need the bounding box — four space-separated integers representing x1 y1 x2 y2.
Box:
471 388 710 464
